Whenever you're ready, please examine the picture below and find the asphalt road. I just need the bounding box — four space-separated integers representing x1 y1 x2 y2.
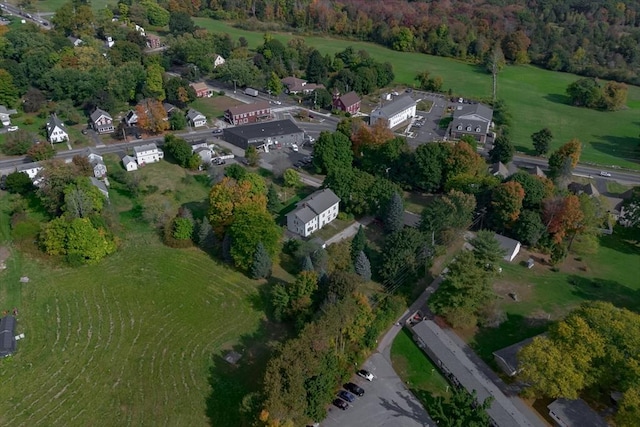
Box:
0 2 51 28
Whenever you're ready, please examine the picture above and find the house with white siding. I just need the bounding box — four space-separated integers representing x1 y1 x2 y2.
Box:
369 95 416 129
133 143 163 165
286 189 340 237
46 113 69 143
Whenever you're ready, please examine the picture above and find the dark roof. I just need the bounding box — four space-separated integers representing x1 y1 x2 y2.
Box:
163 102 177 114
226 101 270 116
299 188 340 214
338 91 361 107
453 103 493 122
46 113 66 137
403 211 421 228
494 233 521 258
186 109 205 121
90 108 112 123
492 336 538 376
0 315 17 357
547 399 609 427
224 119 303 140
371 95 416 119
490 162 509 177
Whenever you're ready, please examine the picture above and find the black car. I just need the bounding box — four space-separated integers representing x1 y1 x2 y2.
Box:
338 390 356 403
332 399 348 410
212 129 223 135
344 382 365 397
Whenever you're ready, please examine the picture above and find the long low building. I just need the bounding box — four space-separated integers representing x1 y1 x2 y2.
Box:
222 119 304 150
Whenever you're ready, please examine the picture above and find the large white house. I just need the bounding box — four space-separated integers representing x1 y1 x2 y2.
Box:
286 189 340 237
133 143 164 165
369 95 416 129
46 113 69 143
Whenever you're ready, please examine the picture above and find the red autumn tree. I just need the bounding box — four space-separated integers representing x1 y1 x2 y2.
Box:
492 181 525 226
136 99 169 134
543 195 584 244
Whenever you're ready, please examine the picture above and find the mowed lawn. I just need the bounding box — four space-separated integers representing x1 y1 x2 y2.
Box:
0 161 267 426
470 227 640 363
196 18 640 170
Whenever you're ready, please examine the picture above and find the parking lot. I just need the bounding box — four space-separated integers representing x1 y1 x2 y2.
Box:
321 353 435 427
403 93 450 147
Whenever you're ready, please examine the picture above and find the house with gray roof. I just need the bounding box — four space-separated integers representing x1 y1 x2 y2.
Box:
547 399 609 427
450 103 493 144
84 147 107 178
122 155 138 172
90 108 114 134
494 233 521 262
186 109 207 127
0 315 17 357
493 335 539 376
287 188 340 237
369 95 417 129
490 161 519 179
46 113 69 143
90 177 109 199
133 143 163 165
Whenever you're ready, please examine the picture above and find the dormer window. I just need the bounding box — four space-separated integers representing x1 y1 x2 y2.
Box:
457 125 462 130
466 126 472 131
475 127 481 132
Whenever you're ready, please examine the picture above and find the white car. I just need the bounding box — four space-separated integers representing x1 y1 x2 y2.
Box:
599 171 612 177
291 144 299 152
7 126 18 132
357 369 374 381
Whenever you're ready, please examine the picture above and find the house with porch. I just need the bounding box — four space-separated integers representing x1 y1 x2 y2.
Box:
84 147 107 178
332 91 361 114
46 113 69 143
450 104 494 144
224 101 271 126
286 189 341 237
186 109 207 127
133 143 164 165
90 108 114 134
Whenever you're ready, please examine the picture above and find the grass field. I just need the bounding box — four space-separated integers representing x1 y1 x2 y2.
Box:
0 160 272 426
469 226 640 364
195 18 640 170
391 328 451 401
19 0 113 13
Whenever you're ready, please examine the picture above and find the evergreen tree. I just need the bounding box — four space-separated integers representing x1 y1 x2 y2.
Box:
351 225 366 261
384 192 404 234
250 242 272 279
222 233 232 263
266 184 281 214
301 255 314 272
197 219 215 250
471 230 506 271
489 134 515 163
354 251 372 281
531 128 553 156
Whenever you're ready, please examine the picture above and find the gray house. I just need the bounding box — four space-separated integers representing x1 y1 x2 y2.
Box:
84 147 107 178
0 315 17 357
450 103 493 144
547 399 609 427
223 119 304 150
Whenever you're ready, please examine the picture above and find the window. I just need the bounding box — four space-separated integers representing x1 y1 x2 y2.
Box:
457 125 462 130
475 127 481 132
466 126 472 131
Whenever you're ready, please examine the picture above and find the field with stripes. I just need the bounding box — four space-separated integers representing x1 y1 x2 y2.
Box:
0 161 266 426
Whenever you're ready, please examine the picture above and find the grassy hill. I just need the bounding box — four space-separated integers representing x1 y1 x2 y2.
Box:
0 161 268 426
196 18 640 170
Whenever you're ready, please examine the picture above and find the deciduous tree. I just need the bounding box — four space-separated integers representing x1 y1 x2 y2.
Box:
513 210 547 246
543 195 584 244
136 99 169 134
531 128 553 155
283 168 301 188
4 171 34 194
229 204 281 270
208 176 267 236
491 181 525 227
489 134 514 163
245 145 259 166
312 131 353 174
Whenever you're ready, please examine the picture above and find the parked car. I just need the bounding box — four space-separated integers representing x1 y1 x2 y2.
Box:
338 390 356 403
212 128 223 135
344 382 365 396
599 171 612 177
291 144 299 152
7 126 19 132
332 399 349 410
357 369 374 381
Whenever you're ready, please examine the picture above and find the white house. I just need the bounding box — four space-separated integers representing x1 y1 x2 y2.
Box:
122 155 138 172
369 95 417 129
84 147 107 178
286 189 340 237
494 233 521 262
186 109 207 128
213 54 225 68
133 143 164 165
46 113 69 143
191 142 213 165
17 163 43 186
0 105 17 126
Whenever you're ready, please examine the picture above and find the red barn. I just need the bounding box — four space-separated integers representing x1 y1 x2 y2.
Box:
224 102 271 125
332 91 361 114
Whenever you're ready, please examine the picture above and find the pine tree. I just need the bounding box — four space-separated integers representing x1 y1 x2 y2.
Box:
351 225 366 261
384 192 404 234
354 251 372 281
266 184 282 214
197 219 215 250
250 242 272 279
301 255 314 272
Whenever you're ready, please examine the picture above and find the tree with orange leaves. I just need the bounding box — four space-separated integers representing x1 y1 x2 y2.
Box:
548 138 581 180
445 141 487 184
208 176 267 236
350 120 394 155
491 181 525 228
543 195 584 244
136 99 169 134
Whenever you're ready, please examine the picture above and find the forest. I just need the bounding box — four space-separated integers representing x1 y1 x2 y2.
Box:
195 0 640 84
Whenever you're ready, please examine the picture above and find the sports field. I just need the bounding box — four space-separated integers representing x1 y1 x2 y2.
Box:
196 18 640 170
0 160 266 426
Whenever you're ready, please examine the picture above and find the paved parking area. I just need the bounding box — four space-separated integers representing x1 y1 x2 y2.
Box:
321 353 435 427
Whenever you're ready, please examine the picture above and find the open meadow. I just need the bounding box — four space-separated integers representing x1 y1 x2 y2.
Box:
196 18 640 170
0 159 271 426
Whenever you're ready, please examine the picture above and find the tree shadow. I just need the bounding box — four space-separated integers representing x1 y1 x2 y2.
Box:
205 318 291 427
544 93 571 105
183 200 209 220
590 135 640 165
567 275 640 312
377 392 433 425
471 313 549 366
599 227 640 256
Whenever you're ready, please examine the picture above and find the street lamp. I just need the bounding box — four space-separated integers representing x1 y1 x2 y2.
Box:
233 80 237 93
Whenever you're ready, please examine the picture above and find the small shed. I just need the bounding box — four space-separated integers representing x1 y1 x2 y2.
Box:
223 351 243 365
494 234 521 262
547 398 609 427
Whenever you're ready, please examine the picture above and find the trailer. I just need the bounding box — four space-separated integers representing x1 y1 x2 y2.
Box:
244 88 259 97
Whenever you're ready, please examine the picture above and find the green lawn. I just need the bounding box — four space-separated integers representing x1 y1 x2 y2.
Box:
19 0 113 13
0 161 274 426
391 328 451 399
196 18 640 170
470 227 640 364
